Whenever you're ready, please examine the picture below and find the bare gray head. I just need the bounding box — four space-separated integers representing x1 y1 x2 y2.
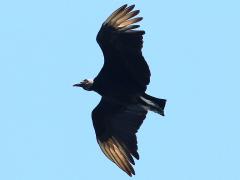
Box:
73 79 93 91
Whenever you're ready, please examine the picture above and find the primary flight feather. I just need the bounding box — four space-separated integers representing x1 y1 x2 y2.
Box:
73 4 166 176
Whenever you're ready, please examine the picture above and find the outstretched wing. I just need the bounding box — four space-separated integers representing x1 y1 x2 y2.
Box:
93 4 151 95
97 4 145 51
92 98 147 176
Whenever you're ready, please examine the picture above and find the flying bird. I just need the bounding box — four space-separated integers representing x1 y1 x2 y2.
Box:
73 4 166 176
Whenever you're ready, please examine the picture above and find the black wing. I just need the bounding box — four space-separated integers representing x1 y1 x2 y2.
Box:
92 4 151 95
92 98 147 176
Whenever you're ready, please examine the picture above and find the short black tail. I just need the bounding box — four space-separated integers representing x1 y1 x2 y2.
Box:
139 93 166 116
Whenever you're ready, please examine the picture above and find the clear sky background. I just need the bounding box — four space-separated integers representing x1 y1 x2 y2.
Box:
0 0 239 180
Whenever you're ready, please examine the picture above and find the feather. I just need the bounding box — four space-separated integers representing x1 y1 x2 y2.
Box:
113 148 135 176
119 25 140 32
125 30 145 35
108 142 133 176
110 145 128 172
118 17 143 28
116 10 140 26
103 142 117 164
112 137 135 164
104 4 128 25
98 138 135 176
97 140 114 163
110 5 135 26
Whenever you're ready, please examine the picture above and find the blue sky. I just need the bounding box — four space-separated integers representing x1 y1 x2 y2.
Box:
0 0 239 179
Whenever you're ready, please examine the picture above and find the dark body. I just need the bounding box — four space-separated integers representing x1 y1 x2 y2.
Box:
75 4 166 176
92 25 150 96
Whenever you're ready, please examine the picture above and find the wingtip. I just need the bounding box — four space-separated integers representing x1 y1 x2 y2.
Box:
132 152 140 160
117 4 128 13
127 4 135 12
125 168 135 177
135 10 140 15
129 4 135 8
127 172 133 177
122 4 128 9
138 17 143 21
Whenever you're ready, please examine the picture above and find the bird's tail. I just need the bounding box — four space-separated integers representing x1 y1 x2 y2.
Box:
139 93 166 116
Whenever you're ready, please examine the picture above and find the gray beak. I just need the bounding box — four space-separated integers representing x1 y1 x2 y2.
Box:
73 83 83 87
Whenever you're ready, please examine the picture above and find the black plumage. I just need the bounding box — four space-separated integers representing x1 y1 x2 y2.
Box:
73 4 166 176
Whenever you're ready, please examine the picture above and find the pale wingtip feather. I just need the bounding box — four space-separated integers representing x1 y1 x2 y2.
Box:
103 4 128 25
98 138 135 176
110 5 137 26
118 17 143 28
115 10 140 26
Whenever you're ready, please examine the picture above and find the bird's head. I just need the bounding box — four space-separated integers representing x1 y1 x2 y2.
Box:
73 79 94 91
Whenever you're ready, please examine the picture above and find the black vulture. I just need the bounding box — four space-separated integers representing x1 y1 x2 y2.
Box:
73 4 166 176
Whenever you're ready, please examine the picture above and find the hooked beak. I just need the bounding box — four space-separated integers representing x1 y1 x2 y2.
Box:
73 82 83 87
